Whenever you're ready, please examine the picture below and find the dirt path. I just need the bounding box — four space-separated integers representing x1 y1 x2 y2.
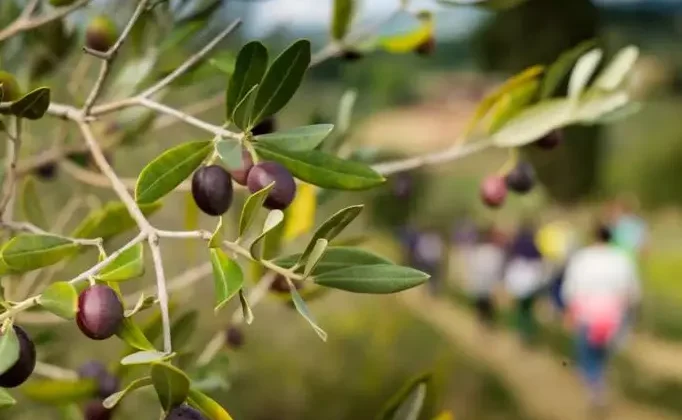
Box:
397 290 680 420
627 333 682 381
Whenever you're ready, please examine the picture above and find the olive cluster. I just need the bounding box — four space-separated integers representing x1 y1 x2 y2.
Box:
480 130 563 208
191 119 297 217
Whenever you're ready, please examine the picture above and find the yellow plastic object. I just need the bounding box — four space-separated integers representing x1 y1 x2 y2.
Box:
535 220 575 263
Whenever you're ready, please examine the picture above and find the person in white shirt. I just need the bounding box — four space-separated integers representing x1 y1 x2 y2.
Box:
561 224 641 412
463 225 506 328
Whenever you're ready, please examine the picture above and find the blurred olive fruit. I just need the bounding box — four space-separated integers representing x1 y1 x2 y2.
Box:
34 162 58 180
535 129 562 150
78 361 119 398
0 71 22 102
269 274 303 293
165 405 207 420
504 161 535 194
191 165 234 216
225 325 244 349
415 36 436 56
76 285 124 340
340 49 364 62
49 0 78 5
480 175 507 208
251 117 276 136
83 399 113 420
85 16 118 53
228 148 254 186
247 162 297 210
0 325 37 388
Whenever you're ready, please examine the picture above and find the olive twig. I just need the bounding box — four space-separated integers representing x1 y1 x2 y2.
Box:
0 0 92 43
0 117 22 220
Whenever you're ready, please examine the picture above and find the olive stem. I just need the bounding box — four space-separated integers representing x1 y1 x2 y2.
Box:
0 0 93 43
148 234 172 354
0 117 21 220
34 361 79 380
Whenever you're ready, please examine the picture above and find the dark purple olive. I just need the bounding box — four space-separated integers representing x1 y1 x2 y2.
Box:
34 162 58 180
76 285 124 340
165 405 207 420
0 325 36 388
251 117 276 136
535 130 563 150
78 361 119 398
480 175 507 208
415 36 436 56
225 325 244 349
83 399 113 420
504 161 535 194
191 165 234 216
340 50 364 62
228 148 254 186
246 162 296 210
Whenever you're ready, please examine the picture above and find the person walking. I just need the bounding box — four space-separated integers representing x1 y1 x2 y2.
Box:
504 221 546 347
561 224 641 414
462 225 506 329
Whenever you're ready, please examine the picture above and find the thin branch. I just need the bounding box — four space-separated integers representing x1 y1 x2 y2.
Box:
139 19 242 99
148 234 172 353
0 117 21 219
0 0 92 43
82 0 151 113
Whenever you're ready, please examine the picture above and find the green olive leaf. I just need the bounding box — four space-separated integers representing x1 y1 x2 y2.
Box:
303 239 328 278
116 318 156 352
250 39 311 126
187 387 235 420
95 243 144 282
238 290 253 325
19 176 47 229
103 376 152 409
593 45 639 92
227 41 268 123
232 84 259 131
288 279 327 341
9 87 50 120
486 79 540 134
0 326 20 376
254 124 334 152
0 234 80 272
209 248 244 312
151 362 190 412
21 378 97 404
71 201 162 240
313 264 430 294
540 39 597 99
121 350 175 366
238 181 275 238
377 373 433 420
249 210 285 260
568 48 602 101
331 0 356 40
253 142 384 190
216 140 244 171
135 140 213 204
37 281 78 320
275 246 392 276
0 388 16 408
297 205 363 266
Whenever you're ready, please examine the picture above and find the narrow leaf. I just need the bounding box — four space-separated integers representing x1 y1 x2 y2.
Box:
116 318 156 351
275 246 392 275
208 217 224 248
135 141 213 204
125 294 155 318
9 87 50 120
216 140 244 171
232 84 259 130
486 79 540 134
491 98 573 148
19 176 47 229
377 374 433 420
0 234 79 272
0 388 16 408
151 362 190 412
21 379 96 403
249 210 285 260
568 48 602 100
254 124 334 152
71 201 162 240
238 290 253 325
37 281 78 320
238 182 275 238
289 280 327 341
121 350 174 366
103 376 152 409
250 40 311 125
314 264 430 294
331 0 356 40
0 326 20 376
226 41 268 121
297 205 363 265
95 243 144 282
253 142 384 190
594 45 639 91
209 249 244 312
187 387 235 420
304 239 328 277
540 39 597 99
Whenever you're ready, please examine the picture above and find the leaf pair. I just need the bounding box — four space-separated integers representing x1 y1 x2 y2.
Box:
226 40 311 131
0 87 51 120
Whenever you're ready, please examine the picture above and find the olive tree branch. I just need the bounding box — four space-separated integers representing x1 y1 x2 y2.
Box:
0 0 92 43
0 117 22 220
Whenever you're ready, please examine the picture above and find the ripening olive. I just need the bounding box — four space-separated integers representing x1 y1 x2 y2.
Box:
78 361 119 398
0 71 22 102
83 399 113 420
76 285 124 340
34 162 58 180
480 175 507 208
251 117 276 136
535 130 563 150
505 161 536 194
165 405 207 420
191 165 234 216
415 36 436 56
228 148 254 186
0 325 36 388
225 325 244 349
246 162 296 210
85 16 118 53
